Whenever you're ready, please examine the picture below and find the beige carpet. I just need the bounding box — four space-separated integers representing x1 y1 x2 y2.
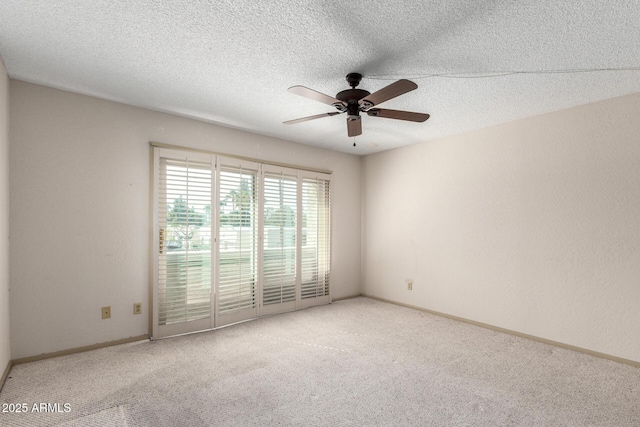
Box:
1 297 639 426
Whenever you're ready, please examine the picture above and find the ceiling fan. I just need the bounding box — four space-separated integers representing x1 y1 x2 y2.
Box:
284 72 430 138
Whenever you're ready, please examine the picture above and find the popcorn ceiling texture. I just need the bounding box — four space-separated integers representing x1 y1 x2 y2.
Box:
0 0 639 154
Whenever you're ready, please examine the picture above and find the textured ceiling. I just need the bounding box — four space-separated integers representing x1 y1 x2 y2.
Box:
1 1 639 155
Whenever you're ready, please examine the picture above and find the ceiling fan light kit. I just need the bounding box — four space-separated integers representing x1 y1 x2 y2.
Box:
284 72 430 142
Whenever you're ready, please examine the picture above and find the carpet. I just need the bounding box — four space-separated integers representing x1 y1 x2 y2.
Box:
1 297 639 426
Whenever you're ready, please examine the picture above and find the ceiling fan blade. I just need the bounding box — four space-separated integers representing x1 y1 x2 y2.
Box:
347 117 362 137
366 108 430 122
288 85 346 107
359 79 418 108
283 112 342 125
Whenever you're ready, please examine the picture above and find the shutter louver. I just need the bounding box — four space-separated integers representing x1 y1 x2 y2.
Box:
158 158 212 325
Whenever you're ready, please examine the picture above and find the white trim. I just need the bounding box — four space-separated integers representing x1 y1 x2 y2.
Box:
150 141 332 175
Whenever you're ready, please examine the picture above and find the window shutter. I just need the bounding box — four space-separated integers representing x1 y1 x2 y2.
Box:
154 146 331 337
218 167 258 314
301 177 331 299
158 158 212 325
263 172 297 306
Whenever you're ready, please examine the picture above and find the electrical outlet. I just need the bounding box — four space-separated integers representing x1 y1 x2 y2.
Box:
102 306 111 319
133 302 142 315
407 280 413 291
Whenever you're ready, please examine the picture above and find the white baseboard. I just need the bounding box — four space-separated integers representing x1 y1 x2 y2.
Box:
363 294 640 368
11 335 149 366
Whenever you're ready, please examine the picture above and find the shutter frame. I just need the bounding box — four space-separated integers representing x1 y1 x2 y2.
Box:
158 156 213 327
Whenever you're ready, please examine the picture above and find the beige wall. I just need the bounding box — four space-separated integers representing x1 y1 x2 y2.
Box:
362 93 640 363
0 58 10 373
9 75 640 364
9 80 361 359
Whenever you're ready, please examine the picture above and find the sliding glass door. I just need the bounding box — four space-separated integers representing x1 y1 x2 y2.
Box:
215 158 259 326
300 176 331 308
153 147 331 338
261 168 298 316
155 149 214 338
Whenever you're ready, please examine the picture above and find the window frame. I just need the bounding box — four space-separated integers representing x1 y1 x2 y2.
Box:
151 145 332 339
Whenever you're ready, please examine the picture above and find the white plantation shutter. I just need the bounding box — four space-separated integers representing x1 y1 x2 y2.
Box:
301 177 330 299
158 157 212 327
263 172 298 306
154 145 331 337
217 166 258 315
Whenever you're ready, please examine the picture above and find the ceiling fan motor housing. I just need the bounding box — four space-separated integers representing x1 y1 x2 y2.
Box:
336 89 370 102
336 88 370 118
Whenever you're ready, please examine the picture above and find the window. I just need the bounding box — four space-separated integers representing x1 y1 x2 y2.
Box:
301 177 330 301
158 157 212 328
217 167 258 314
152 146 331 338
262 171 298 307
